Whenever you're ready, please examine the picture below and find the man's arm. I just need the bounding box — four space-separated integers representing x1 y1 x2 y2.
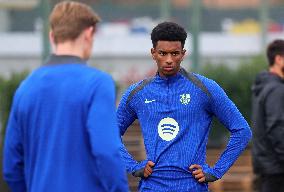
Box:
117 84 149 175
265 87 284 162
87 74 128 191
3 101 27 192
204 80 252 179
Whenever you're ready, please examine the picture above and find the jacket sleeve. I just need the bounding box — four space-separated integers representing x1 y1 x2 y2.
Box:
3 99 27 192
204 80 252 179
86 74 128 192
117 85 148 174
265 87 284 162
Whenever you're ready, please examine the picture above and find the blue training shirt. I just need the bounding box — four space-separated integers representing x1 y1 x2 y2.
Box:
3 55 128 192
117 69 252 192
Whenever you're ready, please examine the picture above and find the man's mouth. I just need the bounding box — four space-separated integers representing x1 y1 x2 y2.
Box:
163 66 174 71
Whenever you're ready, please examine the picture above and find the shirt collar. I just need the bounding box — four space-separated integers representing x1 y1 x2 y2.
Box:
155 70 183 83
44 54 86 66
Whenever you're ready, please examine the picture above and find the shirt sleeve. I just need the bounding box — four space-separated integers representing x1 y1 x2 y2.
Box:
265 86 284 162
3 98 27 192
86 74 128 191
205 79 252 179
117 85 148 174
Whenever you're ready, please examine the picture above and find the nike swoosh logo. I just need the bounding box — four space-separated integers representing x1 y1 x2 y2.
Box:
145 99 156 104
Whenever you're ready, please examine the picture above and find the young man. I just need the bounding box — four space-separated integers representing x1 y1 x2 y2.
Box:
3 1 128 192
251 39 284 192
118 22 252 191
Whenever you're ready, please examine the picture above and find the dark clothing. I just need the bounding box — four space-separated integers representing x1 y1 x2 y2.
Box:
251 71 284 175
254 173 284 192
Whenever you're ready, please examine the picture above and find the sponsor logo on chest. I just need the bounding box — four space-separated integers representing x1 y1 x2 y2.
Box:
158 117 180 141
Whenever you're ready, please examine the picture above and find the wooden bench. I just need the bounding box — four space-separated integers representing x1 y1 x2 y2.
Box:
208 149 253 192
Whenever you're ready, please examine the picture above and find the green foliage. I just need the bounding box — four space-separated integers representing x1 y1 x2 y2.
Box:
0 72 28 143
201 56 267 147
0 56 268 148
0 72 28 191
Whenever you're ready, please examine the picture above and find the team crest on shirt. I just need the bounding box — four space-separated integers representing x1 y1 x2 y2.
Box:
180 93 191 105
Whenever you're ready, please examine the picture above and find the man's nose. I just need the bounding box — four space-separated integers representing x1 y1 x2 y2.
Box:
165 55 173 64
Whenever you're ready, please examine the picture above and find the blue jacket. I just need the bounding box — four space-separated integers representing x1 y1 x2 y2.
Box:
117 69 252 192
3 55 128 192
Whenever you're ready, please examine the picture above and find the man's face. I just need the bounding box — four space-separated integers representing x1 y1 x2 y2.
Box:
280 55 284 75
275 54 284 77
151 41 186 78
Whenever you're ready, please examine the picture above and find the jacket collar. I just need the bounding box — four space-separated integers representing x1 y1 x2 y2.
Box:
154 69 184 83
44 54 86 66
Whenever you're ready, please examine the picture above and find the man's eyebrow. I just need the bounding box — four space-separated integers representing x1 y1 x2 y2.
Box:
157 50 180 53
157 50 167 54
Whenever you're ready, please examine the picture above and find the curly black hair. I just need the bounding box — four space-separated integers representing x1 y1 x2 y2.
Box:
151 22 187 48
267 39 284 66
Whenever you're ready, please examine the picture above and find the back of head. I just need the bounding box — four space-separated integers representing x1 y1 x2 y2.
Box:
267 39 284 66
49 1 100 44
151 21 187 48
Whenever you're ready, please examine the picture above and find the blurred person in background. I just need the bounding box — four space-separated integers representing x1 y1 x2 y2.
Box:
251 39 284 192
3 1 128 192
118 21 252 192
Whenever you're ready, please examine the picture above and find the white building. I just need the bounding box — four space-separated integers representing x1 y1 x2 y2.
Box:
0 31 283 83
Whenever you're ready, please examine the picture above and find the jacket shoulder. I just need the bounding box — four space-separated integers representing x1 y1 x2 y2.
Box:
125 77 154 105
180 68 213 98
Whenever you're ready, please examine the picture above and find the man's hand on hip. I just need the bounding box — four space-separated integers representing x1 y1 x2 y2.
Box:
133 161 155 178
189 164 218 183
189 164 206 183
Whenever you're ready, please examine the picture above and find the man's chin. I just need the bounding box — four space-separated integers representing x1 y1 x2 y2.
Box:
162 70 178 77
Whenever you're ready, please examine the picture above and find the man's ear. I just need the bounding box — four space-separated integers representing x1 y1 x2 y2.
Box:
49 30 55 44
49 30 56 51
151 48 156 60
181 49 187 60
84 26 95 41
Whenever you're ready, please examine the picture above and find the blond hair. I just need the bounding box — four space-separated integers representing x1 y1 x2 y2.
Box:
49 1 100 44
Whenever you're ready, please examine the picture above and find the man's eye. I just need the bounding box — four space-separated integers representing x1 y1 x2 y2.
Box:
159 52 166 56
171 52 179 56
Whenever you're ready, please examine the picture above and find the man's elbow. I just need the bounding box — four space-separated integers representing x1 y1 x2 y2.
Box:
5 180 26 192
232 126 252 145
241 126 252 144
3 162 21 183
3 169 26 192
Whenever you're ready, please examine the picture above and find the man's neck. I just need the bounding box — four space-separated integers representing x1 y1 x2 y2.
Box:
54 41 84 59
269 67 284 79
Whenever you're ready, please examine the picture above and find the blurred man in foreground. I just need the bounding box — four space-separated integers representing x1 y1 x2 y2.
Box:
118 21 252 192
3 1 128 192
252 39 284 192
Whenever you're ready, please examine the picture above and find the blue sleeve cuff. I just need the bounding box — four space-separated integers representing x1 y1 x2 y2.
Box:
131 159 148 173
202 164 220 179
204 173 218 182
